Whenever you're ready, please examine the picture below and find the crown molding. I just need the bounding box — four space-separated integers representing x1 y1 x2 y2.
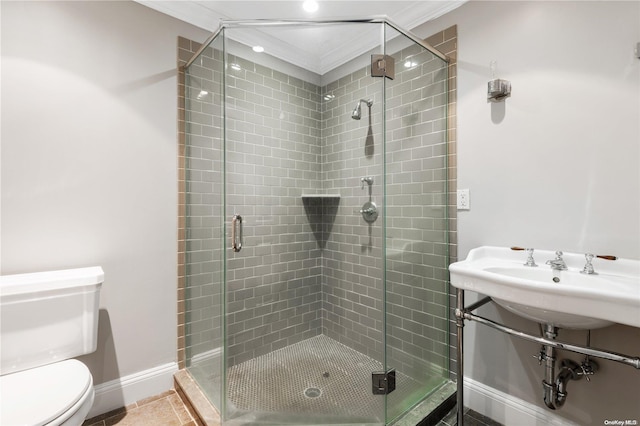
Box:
137 1 465 76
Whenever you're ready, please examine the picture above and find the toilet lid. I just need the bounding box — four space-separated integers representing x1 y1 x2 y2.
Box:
0 359 92 426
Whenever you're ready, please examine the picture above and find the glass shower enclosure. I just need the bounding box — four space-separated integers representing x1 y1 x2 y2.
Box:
182 19 450 425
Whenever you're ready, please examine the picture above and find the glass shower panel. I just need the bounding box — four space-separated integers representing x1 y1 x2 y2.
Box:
383 25 449 423
184 34 225 410
222 23 386 425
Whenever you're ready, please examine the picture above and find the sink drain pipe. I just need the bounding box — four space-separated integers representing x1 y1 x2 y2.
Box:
541 325 561 409
539 326 600 410
455 292 640 424
540 325 572 410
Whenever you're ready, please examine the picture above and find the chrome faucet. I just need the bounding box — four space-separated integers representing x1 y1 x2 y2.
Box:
546 251 568 271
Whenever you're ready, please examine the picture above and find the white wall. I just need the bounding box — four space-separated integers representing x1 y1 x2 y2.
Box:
416 2 640 425
1 0 208 397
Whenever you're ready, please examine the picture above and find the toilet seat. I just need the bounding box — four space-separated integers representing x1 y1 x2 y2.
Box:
0 359 93 426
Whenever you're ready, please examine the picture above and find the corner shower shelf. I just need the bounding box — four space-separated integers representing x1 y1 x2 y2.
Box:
301 194 341 199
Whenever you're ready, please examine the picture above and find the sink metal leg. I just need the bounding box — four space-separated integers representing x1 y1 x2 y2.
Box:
456 288 465 425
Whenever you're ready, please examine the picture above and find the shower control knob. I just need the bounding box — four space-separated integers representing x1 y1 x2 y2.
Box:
359 201 378 223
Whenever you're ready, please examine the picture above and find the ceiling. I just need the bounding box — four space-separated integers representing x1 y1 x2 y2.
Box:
138 1 466 75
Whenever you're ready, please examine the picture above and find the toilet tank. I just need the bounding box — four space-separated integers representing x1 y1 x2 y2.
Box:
0 266 103 375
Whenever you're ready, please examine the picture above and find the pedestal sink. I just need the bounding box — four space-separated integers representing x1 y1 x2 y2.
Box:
449 246 640 329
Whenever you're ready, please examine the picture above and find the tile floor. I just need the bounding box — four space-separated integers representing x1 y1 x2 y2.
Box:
82 389 200 426
224 335 444 422
83 388 502 426
438 407 503 426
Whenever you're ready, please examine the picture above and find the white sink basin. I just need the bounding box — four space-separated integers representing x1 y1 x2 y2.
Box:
449 246 640 329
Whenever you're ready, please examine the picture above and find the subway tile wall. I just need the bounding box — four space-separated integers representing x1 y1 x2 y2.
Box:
320 42 450 377
224 53 325 366
320 64 386 362
180 26 456 378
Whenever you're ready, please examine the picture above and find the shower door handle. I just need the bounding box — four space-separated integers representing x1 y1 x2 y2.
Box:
231 214 242 252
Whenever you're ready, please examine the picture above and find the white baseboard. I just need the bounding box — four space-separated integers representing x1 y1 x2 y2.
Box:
463 376 580 426
88 362 178 418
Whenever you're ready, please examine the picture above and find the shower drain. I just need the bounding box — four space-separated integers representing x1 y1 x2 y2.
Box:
304 387 322 398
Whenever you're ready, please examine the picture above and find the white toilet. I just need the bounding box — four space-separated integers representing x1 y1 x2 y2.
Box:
0 266 104 426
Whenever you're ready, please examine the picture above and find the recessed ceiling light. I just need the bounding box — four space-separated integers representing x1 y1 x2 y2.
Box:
302 0 319 13
252 45 265 53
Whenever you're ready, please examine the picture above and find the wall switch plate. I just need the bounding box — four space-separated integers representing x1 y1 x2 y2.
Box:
457 189 470 210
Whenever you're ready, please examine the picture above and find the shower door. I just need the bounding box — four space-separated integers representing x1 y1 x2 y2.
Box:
221 22 387 425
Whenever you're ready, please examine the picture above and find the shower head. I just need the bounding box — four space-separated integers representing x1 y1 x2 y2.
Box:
351 104 362 120
351 98 373 120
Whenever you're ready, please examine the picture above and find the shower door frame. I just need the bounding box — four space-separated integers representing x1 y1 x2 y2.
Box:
185 18 448 69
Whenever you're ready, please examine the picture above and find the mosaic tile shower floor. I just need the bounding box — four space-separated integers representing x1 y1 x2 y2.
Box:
189 335 445 424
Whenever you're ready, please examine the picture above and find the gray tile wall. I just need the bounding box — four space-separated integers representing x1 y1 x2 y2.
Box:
320 44 449 379
320 66 386 362
224 53 324 366
183 33 451 376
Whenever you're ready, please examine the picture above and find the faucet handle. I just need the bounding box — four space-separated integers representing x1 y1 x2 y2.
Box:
578 359 598 381
524 248 538 267
554 251 564 259
580 253 597 275
532 347 546 365
360 176 373 189
510 246 538 267
596 254 618 261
